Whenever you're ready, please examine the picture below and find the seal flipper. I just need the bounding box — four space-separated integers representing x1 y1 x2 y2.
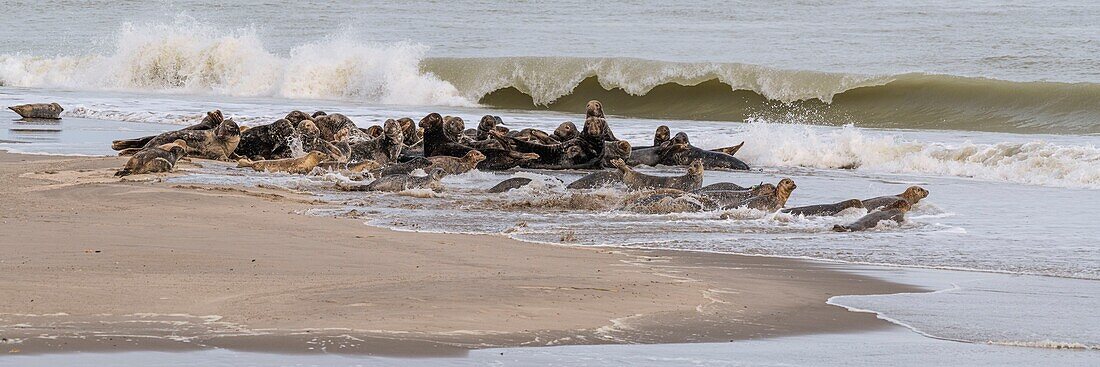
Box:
112 136 156 151
236 158 256 168
711 141 745 156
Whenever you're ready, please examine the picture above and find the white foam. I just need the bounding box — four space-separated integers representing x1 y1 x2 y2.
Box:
0 16 474 107
730 121 1100 189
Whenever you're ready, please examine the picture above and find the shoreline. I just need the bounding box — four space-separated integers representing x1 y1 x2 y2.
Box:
0 151 923 356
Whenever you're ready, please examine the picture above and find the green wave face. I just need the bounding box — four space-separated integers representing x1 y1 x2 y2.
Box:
425 57 1100 135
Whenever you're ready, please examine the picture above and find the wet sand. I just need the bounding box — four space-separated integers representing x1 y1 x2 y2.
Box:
0 151 921 356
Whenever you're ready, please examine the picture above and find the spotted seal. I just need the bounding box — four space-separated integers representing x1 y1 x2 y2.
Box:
8 102 63 119
782 199 865 216
343 119 405 163
610 158 703 191
237 150 329 174
114 140 188 177
862 186 929 211
234 118 298 160
833 199 911 232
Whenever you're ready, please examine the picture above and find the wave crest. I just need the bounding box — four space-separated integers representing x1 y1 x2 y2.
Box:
0 17 473 107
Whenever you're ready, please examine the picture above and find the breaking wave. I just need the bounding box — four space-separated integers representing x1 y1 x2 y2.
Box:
728 122 1100 189
0 18 472 107
3 17 1100 134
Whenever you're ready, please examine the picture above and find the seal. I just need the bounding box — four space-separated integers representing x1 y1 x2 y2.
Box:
833 199 911 232
376 156 433 177
234 118 298 160
488 177 534 193
552 121 579 142
8 102 63 119
862 186 929 211
111 110 225 151
119 116 241 161
653 125 670 147
426 150 486 176
584 101 618 141
626 143 689 167
620 188 720 214
342 119 405 163
566 170 623 189
114 139 188 177
610 158 704 191
313 113 371 142
237 150 330 174
316 159 383 173
395 117 420 146
782 199 864 216
419 112 539 170
696 182 749 191
732 178 796 211
283 110 313 125
337 168 445 192
298 120 347 162
662 141 749 171
695 183 776 208
598 140 632 168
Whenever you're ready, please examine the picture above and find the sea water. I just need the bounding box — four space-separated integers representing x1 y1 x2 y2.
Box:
1 1 1098 363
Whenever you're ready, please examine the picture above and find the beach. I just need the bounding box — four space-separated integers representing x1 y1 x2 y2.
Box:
0 150 915 355
1 1 1099 364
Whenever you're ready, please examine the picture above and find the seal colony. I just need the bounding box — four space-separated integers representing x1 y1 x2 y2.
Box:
103 100 928 232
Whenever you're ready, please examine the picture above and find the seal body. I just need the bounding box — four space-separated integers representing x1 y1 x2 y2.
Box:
610 158 703 191
567 170 623 189
426 150 486 176
862 186 929 211
696 182 749 192
343 119 405 163
488 177 534 193
833 200 911 232
237 151 329 174
783 199 865 216
732 178 796 211
345 168 445 192
8 103 63 119
696 184 776 208
115 140 187 177
620 189 716 214
126 117 241 161
234 119 299 160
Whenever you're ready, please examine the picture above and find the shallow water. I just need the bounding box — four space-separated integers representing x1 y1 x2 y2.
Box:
5 2 1100 132
2 1 1099 362
3 90 1098 352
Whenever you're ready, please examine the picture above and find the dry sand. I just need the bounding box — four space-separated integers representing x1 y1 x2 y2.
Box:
0 151 920 356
